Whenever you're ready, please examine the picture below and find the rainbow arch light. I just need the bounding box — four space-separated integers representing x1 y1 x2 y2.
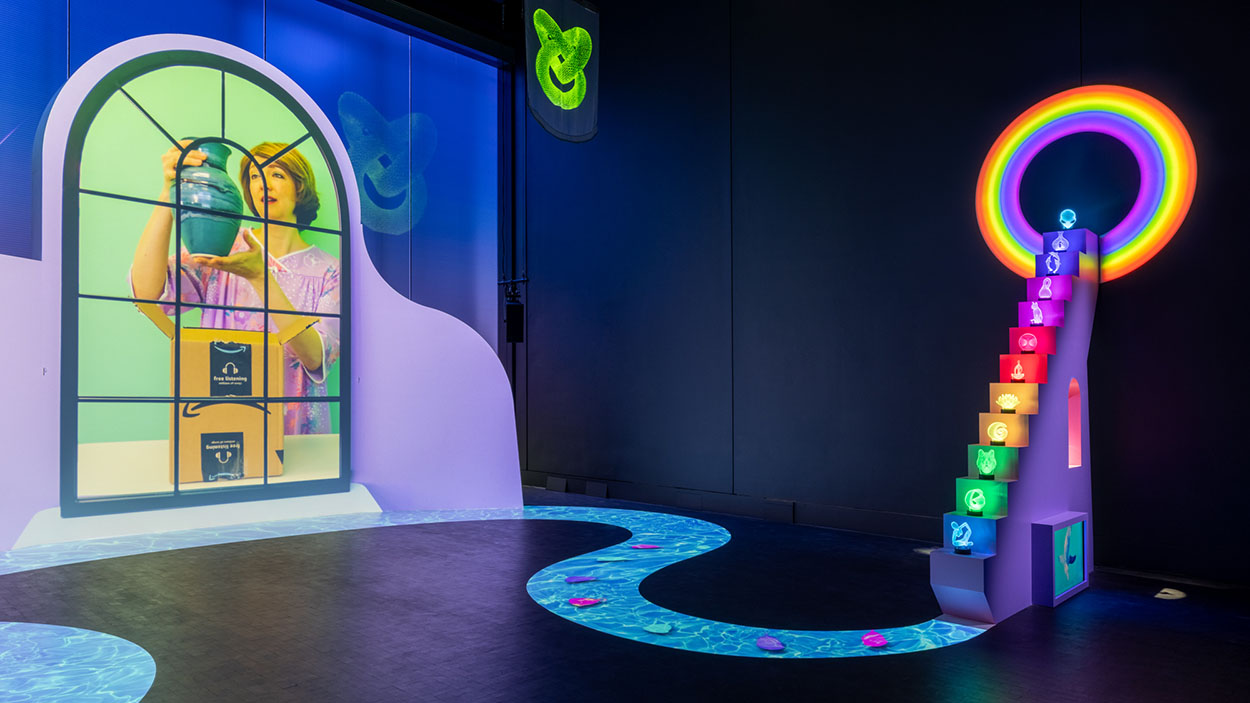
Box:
976 85 1197 282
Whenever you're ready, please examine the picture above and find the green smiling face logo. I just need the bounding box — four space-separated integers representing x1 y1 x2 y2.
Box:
534 8 592 110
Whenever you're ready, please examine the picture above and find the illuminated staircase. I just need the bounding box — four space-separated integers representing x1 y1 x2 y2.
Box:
929 228 1099 623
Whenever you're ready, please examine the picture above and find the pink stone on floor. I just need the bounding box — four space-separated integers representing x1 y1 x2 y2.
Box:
630 544 660 549
755 635 785 651
861 630 889 648
569 598 604 607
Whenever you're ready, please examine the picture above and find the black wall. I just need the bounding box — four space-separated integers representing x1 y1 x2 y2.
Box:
520 0 1248 585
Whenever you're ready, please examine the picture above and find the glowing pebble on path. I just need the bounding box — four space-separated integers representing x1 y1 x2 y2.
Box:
755 635 785 651
569 598 604 607
596 556 628 562
861 630 889 648
564 576 597 583
630 544 660 549
643 623 673 635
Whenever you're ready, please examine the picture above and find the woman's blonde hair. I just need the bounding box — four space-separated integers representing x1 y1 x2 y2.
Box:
239 142 320 228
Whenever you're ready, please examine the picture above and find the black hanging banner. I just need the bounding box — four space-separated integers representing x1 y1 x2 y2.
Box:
524 0 599 142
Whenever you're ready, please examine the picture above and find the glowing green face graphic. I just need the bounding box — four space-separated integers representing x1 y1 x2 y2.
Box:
534 8 593 110
976 449 997 476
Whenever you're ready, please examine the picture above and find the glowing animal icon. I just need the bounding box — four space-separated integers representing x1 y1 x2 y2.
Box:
1011 361 1025 381
861 630 889 648
996 393 1020 411
950 521 974 553
964 488 987 515
1052 230 1070 252
1018 332 1038 352
976 449 997 476
534 8 593 110
338 91 437 235
1059 208 1077 229
1031 301 1044 325
987 421 1009 444
1038 277 1054 299
1045 251 1062 274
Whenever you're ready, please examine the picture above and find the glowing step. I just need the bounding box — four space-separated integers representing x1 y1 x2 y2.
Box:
968 444 1018 481
956 478 1008 518
1017 300 1064 328
1034 250 1096 279
988 382 1037 415
1008 327 1056 355
999 354 1047 384
978 412 1029 447
1026 275 1073 302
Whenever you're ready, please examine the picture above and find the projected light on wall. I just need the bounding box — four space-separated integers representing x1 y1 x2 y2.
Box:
533 8 592 110
975 85 1197 282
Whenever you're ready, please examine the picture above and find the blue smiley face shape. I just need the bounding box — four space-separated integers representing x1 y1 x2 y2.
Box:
338 92 437 235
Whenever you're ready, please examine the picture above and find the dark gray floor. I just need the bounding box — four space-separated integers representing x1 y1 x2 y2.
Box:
0 487 1246 702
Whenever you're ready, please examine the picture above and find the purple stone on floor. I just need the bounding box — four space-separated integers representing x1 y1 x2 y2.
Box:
756 635 785 651
569 598 604 607
564 576 597 583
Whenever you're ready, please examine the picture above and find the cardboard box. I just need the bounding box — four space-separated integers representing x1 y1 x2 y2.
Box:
171 327 284 484
134 302 285 484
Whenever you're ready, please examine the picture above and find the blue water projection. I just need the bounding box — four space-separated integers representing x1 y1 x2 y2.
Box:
0 506 987 671
0 622 155 702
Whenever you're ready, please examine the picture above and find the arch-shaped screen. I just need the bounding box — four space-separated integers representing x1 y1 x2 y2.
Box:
62 47 351 514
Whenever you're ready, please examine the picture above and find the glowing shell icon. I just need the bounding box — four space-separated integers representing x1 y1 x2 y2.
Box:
988 421 1009 445
996 393 1020 413
1011 361 1026 381
964 488 987 516
1018 332 1038 352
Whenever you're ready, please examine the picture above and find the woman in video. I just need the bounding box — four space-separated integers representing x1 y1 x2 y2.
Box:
131 140 341 435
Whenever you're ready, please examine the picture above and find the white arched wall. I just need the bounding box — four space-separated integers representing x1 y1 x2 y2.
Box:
0 34 520 549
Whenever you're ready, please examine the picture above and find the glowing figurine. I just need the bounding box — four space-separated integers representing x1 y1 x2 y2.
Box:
976 448 997 479
951 521 974 554
1011 360 1026 381
1059 208 1077 230
1031 301 1044 325
1052 230 1070 252
996 393 1020 413
1038 277 1054 299
1045 251 1062 275
988 421 1009 446
965 488 986 516
1018 332 1038 352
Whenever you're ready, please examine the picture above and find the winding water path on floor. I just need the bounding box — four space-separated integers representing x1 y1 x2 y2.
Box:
0 505 988 697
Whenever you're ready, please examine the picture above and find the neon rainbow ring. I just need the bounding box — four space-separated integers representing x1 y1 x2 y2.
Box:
976 85 1197 282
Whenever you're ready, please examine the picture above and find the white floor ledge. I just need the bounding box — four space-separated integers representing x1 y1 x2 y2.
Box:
12 483 381 550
